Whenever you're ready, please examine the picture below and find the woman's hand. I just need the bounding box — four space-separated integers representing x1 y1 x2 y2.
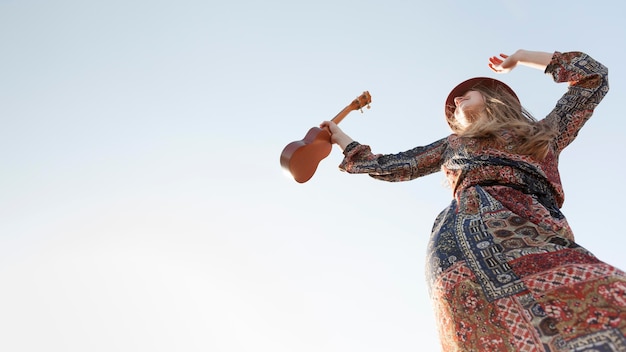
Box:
488 52 518 73
320 121 354 150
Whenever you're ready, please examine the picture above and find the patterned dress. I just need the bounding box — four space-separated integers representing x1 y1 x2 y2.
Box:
338 52 626 351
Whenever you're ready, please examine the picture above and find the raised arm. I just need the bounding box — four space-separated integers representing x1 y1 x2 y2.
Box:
490 50 609 154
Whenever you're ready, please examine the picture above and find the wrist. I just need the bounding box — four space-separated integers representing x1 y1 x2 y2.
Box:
511 49 529 64
336 134 354 150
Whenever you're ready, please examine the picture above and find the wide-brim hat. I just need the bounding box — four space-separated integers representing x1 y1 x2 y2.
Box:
445 77 519 120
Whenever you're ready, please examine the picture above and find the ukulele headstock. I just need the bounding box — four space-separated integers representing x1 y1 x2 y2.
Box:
350 91 372 113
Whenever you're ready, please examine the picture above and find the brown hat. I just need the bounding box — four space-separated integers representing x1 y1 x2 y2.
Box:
444 77 519 120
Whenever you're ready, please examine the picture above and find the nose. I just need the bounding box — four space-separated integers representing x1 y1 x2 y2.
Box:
454 96 464 106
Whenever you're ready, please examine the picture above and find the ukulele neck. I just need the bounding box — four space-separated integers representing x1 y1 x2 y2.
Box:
330 106 355 125
329 91 370 125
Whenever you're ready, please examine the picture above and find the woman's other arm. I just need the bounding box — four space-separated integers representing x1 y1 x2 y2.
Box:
489 49 609 153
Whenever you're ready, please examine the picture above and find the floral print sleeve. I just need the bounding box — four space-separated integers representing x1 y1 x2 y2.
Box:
338 137 447 182
544 51 609 154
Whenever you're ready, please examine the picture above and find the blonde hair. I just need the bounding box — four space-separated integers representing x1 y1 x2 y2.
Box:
446 85 556 160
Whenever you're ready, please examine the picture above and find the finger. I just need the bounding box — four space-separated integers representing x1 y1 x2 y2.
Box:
488 62 504 72
489 56 503 64
499 53 509 59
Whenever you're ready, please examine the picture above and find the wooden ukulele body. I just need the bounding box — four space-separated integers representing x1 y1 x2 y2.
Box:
280 127 332 183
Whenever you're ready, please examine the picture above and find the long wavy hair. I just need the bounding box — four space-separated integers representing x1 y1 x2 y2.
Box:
446 85 557 160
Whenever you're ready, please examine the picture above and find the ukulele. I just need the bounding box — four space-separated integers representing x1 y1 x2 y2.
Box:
280 91 371 183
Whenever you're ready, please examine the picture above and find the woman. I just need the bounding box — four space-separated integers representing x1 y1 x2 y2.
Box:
321 50 626 351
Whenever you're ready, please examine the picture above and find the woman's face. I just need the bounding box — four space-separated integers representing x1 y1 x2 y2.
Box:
453 90 486 128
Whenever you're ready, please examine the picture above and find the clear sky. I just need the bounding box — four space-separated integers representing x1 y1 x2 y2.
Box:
1 0 625 351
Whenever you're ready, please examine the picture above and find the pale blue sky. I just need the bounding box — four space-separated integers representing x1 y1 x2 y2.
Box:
1 1 625 351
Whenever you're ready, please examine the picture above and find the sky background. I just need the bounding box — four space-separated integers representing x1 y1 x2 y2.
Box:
1 1 626 351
